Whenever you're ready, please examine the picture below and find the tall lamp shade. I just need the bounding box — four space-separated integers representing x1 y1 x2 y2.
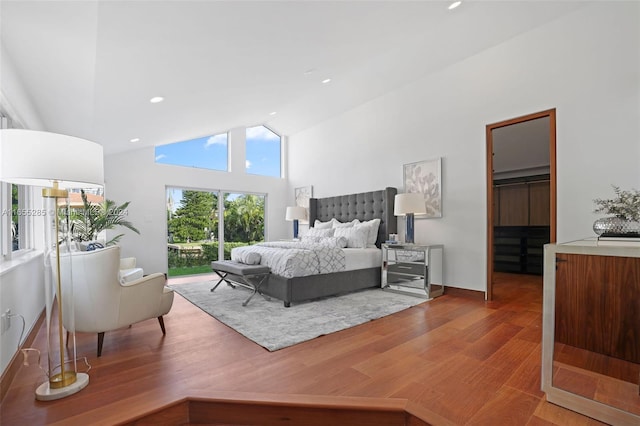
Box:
285 206 306 239
394 193 426 244
0 129 104 400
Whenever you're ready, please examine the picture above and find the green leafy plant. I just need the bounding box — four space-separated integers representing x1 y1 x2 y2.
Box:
71 190 140 245
593 185 640 222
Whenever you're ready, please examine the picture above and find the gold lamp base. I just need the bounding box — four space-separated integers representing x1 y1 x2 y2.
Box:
35 373 89 401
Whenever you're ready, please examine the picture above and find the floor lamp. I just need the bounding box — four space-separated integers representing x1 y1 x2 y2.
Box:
0 129 104 400
394 193 427 244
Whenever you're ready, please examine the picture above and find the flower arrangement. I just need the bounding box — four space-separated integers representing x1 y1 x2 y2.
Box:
593 185 640 222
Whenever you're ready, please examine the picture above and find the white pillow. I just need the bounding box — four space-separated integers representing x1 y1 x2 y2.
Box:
332 219 360 228
355 218 381 247
333 226 368 249
301 235 322 244
317 236 349 248
305 227 335 238
313 219 334 229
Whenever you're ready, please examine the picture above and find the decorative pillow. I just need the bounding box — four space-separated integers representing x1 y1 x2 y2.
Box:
234 250 262 265
301 235 323 244
305 227 335 238
313 219 334 229
355 218 381 247
316 236 349 248
332 219 360 228
333 226 368 249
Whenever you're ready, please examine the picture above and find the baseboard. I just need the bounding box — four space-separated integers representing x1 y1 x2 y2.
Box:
0 307 45 402
443 286 485 300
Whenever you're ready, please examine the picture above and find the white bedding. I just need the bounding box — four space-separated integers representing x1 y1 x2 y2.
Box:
231 241 346 278
343 247 382 271
231 242 381 278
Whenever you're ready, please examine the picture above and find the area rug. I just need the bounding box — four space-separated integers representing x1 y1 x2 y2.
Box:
170 280 425 351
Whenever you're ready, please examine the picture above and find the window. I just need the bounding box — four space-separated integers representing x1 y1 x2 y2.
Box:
1 182 32 259
0 112 34 259
11 184 20 251
155 133 228 171
246 125 281 177
166 187 266 276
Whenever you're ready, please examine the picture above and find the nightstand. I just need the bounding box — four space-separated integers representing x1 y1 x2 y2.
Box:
382 244 444 299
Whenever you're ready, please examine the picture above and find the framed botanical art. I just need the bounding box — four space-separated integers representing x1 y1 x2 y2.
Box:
294 185 313 223
403 158 442 218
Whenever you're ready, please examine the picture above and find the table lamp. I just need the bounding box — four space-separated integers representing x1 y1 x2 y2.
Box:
285 206 306 239
0 129 104 400
394 193 426 244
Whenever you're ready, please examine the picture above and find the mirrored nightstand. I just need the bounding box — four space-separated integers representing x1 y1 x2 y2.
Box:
382 244 444 300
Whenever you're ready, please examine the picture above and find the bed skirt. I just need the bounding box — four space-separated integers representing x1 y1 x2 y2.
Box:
259 267 381 307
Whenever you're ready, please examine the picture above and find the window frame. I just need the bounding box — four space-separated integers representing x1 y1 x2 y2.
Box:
1 182 34 261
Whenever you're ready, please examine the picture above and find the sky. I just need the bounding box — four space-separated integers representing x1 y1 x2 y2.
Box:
154 126 280 177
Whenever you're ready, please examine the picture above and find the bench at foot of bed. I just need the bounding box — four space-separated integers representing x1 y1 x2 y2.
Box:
210 260 271 307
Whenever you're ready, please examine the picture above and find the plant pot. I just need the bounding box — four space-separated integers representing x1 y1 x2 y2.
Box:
593 216 640 237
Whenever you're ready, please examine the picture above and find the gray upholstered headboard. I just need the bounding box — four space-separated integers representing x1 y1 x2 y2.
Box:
308 187 397 248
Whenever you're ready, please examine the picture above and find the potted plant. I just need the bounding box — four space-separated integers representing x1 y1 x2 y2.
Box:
593 185 640 236
70 190 140 246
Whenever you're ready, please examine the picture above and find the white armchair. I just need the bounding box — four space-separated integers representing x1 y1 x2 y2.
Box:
55 245 174 357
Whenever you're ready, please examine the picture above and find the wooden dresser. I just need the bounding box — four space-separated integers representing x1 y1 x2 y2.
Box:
542 239 640 425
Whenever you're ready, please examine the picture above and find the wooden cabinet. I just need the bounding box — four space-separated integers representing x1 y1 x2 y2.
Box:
542 241 640 425
497 184 529 225
494 180 550 226
528 181 550 226
555 253 640 363
493 179 550 275
494 226 550 274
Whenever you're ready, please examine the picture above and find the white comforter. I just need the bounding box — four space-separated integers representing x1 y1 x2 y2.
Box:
231 241 346 278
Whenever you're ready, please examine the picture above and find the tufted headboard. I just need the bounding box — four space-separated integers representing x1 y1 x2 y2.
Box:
308 187 397 248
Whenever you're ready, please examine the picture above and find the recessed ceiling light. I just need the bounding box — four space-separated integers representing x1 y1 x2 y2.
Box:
130 138 140 143
304 68 315 76
149 96 164 103
322 78 332 84
269 111 277 116
448 1 462 10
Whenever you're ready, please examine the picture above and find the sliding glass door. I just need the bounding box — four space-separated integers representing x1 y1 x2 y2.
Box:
166 187 265 276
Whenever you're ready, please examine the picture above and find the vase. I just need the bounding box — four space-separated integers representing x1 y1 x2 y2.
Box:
593 216 640 237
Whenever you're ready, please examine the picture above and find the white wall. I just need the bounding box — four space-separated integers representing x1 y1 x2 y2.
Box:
288 3 640 293
0 253 44 375
104 128 290 274
0 44 48 377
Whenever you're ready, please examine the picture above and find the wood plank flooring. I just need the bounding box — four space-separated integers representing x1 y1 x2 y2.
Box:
0 272 608 425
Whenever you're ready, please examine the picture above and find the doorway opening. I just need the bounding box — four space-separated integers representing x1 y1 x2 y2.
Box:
486 109 557 301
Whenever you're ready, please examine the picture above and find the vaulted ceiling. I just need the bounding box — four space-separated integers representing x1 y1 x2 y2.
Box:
0 1 584 155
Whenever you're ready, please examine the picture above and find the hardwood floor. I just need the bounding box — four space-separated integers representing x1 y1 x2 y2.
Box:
0 272 607 425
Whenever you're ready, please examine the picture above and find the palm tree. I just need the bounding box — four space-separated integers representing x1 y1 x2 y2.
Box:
235 195 265 242
71 190 140 245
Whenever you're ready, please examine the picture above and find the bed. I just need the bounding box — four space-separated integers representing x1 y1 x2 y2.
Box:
231 187 397 307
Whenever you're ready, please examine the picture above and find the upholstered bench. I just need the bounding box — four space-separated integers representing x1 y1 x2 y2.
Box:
210 260 271 306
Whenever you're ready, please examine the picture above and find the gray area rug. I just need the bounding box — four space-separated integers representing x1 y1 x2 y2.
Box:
171 280 425 351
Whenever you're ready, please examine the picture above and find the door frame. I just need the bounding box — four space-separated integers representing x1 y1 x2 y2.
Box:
486 109 557 301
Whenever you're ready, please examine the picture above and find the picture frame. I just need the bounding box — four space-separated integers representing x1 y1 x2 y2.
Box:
403 158 442 218
294 185 313 224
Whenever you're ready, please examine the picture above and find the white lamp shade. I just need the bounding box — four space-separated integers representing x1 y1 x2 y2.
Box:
0 129 104 188
394 193 427 216
285 206 306 221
